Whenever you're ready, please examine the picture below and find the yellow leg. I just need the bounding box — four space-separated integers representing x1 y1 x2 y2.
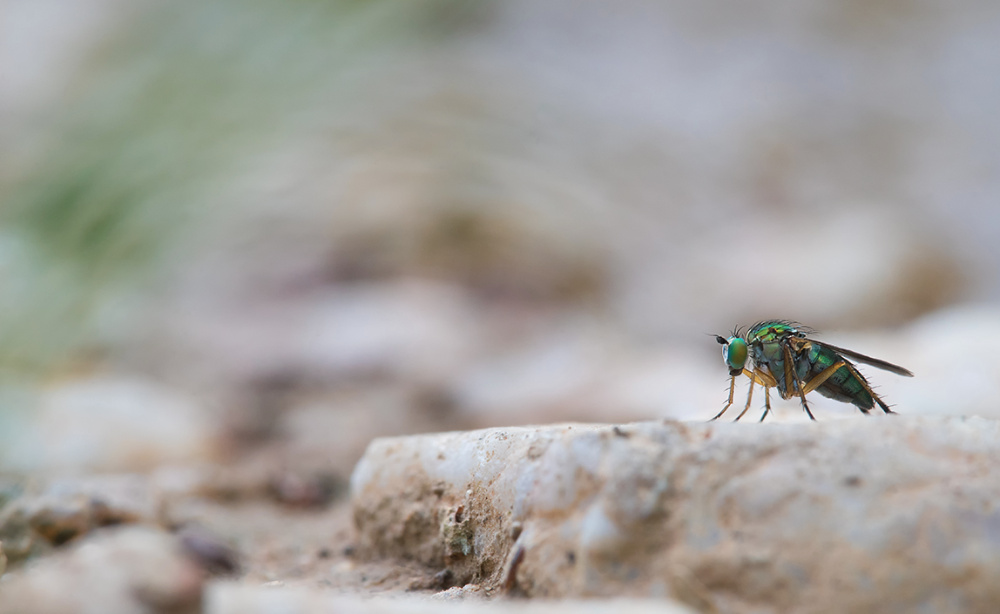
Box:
711 368 778 423
800 361 846 395
796 360 896 415
747 367 777 388
782 346 795 399
709 376 738 421
732 376 756 421
734 368 776 422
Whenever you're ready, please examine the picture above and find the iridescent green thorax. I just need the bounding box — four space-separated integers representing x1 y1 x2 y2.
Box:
746 321 805 367
746 321 804 344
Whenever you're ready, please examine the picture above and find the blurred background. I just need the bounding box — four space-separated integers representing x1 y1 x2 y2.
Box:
2 0 1000 479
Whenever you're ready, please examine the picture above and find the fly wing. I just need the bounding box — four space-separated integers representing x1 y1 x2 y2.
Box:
809 340 914 377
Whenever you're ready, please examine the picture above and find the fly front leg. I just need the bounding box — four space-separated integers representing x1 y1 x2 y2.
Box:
712 368 775 423
732 376 756 421
709 375 739 421
734 368 776 422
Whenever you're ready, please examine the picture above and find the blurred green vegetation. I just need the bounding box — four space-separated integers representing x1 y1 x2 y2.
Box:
0 0 485 375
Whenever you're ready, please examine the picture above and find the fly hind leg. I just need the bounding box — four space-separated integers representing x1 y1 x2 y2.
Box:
799 360 895 415
798 361 868 415
840 361 896 415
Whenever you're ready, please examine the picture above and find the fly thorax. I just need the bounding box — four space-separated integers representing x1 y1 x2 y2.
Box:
758 342 783 362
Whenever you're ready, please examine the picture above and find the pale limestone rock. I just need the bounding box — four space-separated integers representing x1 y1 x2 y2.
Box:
0 474 160 565
0 376 218 473
352 417 1000 613
205 582 696 614
0 527 204 614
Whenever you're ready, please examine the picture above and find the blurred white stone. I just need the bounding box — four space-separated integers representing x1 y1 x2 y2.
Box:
453 321 611 421
147 279 486 389
886 304 1000 419
0 527 204 614
291 282 484 385
0 377 218 472
353 417 1000 612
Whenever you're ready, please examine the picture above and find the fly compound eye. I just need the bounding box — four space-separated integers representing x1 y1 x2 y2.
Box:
724 337 748 373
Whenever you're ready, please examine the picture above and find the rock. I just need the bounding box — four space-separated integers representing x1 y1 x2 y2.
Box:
149 279 489 392
352 417 1000 613
266 470 342 509
0 376 219 473
0 474 159 565
0 500 53 564
204 582 695 614
0 527 204 614
175 525 241 577
0 539 6 576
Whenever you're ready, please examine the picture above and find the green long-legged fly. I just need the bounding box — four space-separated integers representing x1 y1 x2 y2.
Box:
712 321 913 421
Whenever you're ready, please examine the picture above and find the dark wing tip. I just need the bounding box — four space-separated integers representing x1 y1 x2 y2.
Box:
811 340 914 377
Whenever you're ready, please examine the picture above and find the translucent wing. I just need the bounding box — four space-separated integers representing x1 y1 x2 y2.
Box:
809 339 914 377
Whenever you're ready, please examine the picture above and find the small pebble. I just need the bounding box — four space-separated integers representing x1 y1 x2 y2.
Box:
177 525 240 576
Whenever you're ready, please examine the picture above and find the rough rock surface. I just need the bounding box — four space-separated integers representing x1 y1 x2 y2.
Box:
352 417 1000 613
206 584 695 614
0 474 160 565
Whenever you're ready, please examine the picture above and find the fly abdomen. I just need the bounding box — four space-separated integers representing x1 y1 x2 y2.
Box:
806 344 875 410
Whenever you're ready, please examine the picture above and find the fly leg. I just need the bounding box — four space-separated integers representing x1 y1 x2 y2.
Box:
798 360 895 415
798 361 869 415
840 361 896 415
758 386 772 422
799 362 844 395
732 376 756 421
709 376 738 421
783 343 816 420
749 369 777 422
735 368 775 422
712 369 774 422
